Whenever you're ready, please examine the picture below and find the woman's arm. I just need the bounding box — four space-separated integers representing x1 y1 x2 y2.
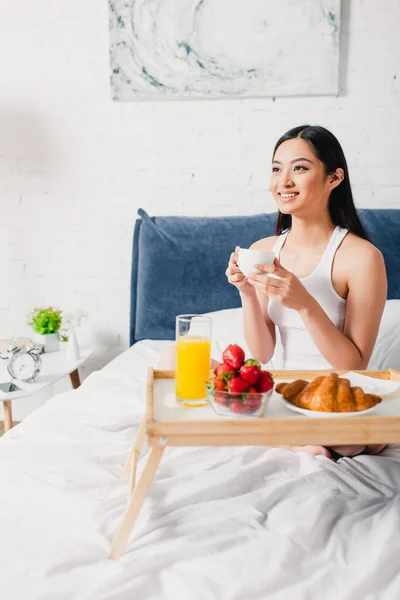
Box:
225 245 276 364
298 246 387 369
249 246 387 370
240 288 276 364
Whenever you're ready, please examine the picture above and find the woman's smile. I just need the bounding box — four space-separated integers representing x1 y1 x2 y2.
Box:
279 191 299 202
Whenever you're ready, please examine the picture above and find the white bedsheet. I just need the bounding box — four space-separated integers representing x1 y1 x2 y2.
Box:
1 340 400 600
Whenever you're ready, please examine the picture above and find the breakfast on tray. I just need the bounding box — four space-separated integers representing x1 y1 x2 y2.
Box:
206 344 274 417
275 372 382 413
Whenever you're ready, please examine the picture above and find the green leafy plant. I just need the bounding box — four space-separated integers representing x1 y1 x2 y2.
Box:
28 306 62 335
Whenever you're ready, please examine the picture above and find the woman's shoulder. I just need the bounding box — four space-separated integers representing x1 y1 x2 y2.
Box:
339 232 385 269
341 232 382 256
250 235 279 251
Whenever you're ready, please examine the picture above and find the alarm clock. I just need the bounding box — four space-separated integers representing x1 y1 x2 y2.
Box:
7 345 42 382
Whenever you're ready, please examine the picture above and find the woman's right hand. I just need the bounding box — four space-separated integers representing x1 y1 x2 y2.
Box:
225 246 255 296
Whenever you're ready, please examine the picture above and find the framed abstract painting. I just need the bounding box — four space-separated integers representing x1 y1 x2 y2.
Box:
109 0 341 101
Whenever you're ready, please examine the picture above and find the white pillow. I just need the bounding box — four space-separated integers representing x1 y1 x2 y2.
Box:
204 308 248 362
205 300 400 371
204 307 283 369
370 300 400 370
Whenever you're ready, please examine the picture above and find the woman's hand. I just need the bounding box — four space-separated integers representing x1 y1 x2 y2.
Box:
225 246 255 296
247 257 313 312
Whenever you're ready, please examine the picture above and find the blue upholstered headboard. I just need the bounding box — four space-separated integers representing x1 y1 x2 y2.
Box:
130 208 400 345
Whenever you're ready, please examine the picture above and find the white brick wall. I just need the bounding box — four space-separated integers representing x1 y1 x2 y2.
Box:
0 0 399 419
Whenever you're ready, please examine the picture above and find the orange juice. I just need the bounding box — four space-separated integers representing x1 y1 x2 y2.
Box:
176 335 211 406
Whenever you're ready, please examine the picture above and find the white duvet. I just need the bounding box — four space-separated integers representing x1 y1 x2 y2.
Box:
1 340 400 600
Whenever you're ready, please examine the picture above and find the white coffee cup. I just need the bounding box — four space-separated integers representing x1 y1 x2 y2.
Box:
237 248 276 277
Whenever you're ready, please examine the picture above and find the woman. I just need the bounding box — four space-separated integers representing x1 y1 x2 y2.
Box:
225 124 387 460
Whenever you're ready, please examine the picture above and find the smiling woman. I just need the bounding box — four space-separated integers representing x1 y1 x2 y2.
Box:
225 124 388 460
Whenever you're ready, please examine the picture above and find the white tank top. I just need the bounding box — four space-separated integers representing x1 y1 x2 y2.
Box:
267 226 348 370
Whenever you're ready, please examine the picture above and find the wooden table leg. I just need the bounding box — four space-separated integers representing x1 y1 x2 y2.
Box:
69 369 81 389
3 400 13 433
122 416 147 493
108 446 164 560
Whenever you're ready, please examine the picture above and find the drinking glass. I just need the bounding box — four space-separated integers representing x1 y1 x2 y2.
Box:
175 314 212 407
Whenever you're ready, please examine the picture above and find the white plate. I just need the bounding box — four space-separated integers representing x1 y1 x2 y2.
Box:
279 396 381 418
276 372 400 418
343 372 400 398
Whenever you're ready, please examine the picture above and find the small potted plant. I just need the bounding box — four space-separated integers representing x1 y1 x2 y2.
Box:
28 306 62 353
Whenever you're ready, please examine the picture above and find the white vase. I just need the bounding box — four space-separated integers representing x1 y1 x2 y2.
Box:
34 333 59 353
66 331 80 360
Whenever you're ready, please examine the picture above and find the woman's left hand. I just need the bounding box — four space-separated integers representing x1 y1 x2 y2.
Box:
248 257 313 313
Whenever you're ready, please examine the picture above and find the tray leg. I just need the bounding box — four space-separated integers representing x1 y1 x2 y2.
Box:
122 415 147 491
109 446 164 560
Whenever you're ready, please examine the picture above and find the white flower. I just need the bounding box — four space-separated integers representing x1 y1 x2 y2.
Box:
62 308 87 332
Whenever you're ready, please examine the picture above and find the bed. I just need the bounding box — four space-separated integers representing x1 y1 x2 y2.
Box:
1 208 400 599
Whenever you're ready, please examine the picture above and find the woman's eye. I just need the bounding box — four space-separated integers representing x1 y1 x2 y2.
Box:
272 167 280 173
294 165 308 171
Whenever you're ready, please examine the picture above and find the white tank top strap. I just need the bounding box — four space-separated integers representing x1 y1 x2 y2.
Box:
272 230 289 257
319 226 349 273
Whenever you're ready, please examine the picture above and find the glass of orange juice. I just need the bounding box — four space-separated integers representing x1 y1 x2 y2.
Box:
175 314 212 407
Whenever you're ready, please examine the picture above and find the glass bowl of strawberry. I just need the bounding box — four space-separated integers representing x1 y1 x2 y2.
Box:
206 344 274 418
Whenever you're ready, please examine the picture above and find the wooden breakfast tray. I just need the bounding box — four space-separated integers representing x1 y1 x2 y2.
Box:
147 368 400 447
109 367 400 559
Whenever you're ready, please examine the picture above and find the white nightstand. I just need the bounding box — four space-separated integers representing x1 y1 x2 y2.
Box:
0 346 94 433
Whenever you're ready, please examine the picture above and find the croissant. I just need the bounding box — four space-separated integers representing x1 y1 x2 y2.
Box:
275 373 382 412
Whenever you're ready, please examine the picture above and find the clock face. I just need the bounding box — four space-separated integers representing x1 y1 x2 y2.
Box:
8 351 41 381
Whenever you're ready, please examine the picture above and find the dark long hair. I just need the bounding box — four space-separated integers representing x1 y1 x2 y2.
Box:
273 125 370 241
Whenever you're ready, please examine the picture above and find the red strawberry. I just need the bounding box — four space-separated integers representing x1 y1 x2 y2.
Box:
248 399 262 413
246 388 261 406
228 377 249 394
239 359 261 385
257 370 274 393
214 391 228 406
222 344 245 370
230 399 249 414
213 376 227 391
214 362 236 382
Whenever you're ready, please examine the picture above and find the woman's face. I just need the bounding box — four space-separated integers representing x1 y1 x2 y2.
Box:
270 137 335 217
